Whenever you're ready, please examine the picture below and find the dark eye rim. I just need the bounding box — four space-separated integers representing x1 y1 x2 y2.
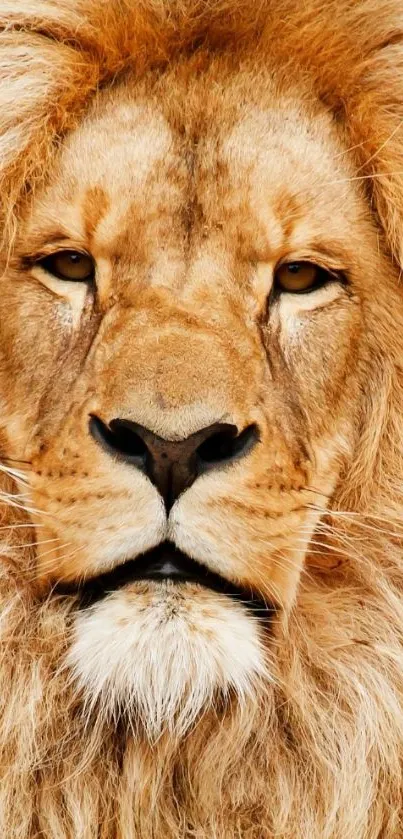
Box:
35 249 96 283
272 260 348 296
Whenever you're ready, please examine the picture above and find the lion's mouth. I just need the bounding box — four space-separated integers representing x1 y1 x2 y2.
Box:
54 541 275 619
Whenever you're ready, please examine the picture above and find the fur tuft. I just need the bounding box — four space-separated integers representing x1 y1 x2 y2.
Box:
68 586 269 740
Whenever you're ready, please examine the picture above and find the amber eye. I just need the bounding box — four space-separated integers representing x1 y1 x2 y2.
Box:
274 261 331 293
39 250 95 282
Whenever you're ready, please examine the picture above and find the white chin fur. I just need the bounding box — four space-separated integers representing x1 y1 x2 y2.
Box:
67 582 269 740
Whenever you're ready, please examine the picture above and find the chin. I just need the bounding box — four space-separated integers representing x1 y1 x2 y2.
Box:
67 544 272 740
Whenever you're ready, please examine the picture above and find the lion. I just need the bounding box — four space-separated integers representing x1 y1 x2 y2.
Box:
1 0 403 836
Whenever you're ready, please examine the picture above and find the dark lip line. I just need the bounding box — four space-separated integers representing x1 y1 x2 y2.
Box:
53 542 276 619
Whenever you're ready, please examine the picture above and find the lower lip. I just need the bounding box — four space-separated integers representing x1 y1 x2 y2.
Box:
53 542 276 620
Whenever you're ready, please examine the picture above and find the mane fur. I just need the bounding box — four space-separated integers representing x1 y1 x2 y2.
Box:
2 2 403 837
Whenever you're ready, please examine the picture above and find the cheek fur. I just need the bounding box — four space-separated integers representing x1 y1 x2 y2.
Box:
67 586 270 740
276 294 361 418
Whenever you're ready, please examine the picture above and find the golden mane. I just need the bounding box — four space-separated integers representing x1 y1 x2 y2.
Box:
1 2 403 837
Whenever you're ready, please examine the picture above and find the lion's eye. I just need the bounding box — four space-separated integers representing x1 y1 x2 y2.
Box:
274 261 331 293
38 250 95 282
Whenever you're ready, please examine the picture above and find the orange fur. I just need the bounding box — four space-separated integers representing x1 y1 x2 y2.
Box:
1 2 403 837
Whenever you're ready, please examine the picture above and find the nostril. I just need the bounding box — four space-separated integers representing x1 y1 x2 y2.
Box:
197 423 259 469
197 429 237 463
89 415 148 462
109 419 148 458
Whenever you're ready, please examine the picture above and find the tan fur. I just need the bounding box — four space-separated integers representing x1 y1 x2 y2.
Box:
1 1 403 837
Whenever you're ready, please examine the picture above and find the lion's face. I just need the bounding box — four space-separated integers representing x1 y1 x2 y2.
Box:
0 61 393 736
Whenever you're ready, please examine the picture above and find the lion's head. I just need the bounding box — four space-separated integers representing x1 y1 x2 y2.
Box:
2 2 403 837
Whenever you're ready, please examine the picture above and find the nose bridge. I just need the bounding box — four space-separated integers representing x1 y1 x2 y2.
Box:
97 305 250 438
142 323 231 401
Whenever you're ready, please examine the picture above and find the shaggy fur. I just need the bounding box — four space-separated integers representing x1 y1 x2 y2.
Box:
1 1 403 838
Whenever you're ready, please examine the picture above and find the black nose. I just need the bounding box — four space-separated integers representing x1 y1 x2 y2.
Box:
89 415 259 510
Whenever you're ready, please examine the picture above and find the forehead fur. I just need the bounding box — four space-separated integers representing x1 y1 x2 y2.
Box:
30 66 363 269
1 0 403 265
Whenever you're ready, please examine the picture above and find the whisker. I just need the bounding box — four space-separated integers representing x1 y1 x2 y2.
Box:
334 140 365 159
1 456 33 466
8 537 62 550
0 466 30 485
306 503 403 536
326 171 403 185
302 485 333 499
0 523 46 531
355 120 403 172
